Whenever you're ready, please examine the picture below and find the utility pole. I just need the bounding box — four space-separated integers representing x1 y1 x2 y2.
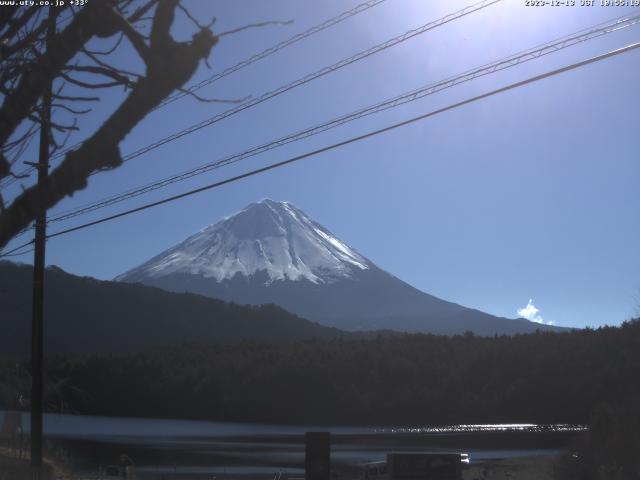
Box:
30 6 54 479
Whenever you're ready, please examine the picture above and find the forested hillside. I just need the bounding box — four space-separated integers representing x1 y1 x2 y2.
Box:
2 319 638 426
0 261 343 355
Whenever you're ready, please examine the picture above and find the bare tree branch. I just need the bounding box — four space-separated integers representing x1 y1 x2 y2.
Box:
110 12 152 63
1 12 50 59
0 6 20 33
82 33 124 56
177 3 215 30
128 0 160 23
59 71 129 90
51 103 92 115
63 65 137 87
81 47 143 80
0 0 219 248
0 7 38 47
0 2 106 160
52 94 100 102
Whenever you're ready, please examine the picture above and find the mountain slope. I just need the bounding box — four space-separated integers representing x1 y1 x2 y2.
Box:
117 199 369 285
117 199 566 335
0 261 344 356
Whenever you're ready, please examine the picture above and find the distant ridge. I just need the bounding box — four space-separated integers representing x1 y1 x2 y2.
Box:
117 199 568 335
0 261 344 356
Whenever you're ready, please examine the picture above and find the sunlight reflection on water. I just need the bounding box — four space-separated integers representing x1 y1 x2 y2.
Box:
1 411 586 478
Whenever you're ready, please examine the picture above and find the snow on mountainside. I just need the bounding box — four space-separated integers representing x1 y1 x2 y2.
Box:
117 199 569 335
116 199 369 285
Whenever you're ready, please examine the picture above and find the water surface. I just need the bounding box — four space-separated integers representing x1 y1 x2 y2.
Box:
1 411 585 479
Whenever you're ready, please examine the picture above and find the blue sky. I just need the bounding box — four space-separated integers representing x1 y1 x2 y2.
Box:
3 0 639 328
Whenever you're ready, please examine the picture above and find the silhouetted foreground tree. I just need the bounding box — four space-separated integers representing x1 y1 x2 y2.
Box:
0 0 218 248
555 396 640 479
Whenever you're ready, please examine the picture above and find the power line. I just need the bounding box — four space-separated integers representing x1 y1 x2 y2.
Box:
36 42 640 243
1 0 503 252
159 0 389 109
46 0 391 164
46 11 640 225
3 40 638 255
49 0 502 170
1 0 389 190
117 0 502 164
0 240 34 257
4 0 501 196
45 0 512 222
0 248 34 257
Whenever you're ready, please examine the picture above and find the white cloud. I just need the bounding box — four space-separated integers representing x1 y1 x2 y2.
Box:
517 299 554 325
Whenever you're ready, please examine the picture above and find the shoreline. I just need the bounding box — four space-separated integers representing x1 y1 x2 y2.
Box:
1 445 564 480
0 447 72 480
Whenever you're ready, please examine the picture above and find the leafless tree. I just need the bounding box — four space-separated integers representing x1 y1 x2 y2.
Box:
0 0 220 249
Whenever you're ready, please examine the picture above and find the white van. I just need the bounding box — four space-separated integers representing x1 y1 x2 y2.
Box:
385 452 469 480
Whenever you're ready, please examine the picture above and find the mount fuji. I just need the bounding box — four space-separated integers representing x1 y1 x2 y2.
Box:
116 199 564 335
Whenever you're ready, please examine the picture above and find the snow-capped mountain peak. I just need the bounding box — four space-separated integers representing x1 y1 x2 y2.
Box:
115 199 565 335
116 199 369 285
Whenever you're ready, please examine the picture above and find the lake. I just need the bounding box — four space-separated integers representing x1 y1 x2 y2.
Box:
0 411 586 479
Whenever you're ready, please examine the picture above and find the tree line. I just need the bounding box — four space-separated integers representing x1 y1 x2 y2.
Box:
1 319 638 427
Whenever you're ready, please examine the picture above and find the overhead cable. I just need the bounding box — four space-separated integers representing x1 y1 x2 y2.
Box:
47 12 640 225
